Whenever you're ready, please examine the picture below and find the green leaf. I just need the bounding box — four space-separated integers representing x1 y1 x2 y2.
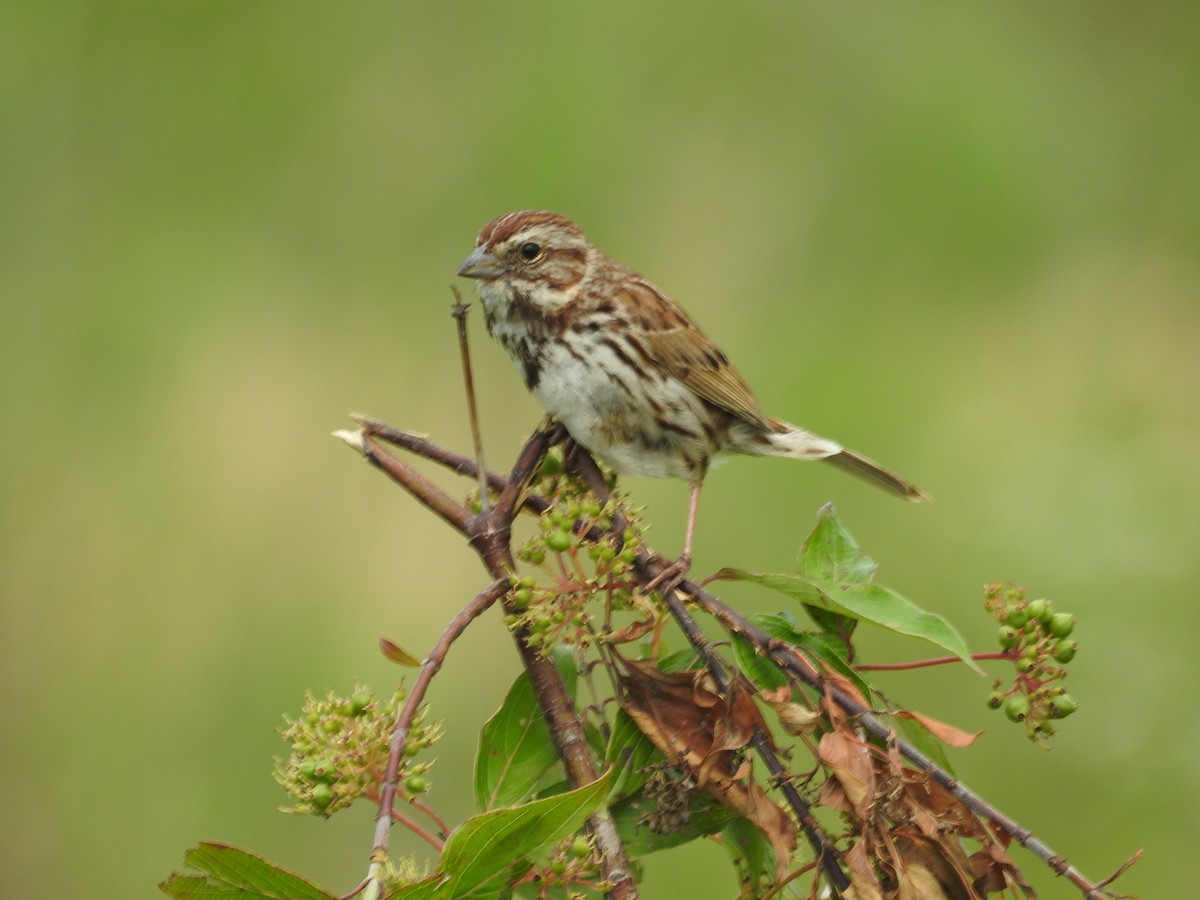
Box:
159 842 335 899
604 708 664 801
657 648 703 672
387 874 449 900
441 771 613 897
719 507 980 674
474 672 564 810
749 613 873 702
796 503 878 585
730 632 788 691
609 790 737 855
722 817 776 896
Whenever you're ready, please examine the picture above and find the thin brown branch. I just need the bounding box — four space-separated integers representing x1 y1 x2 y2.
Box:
692 588 1124 899
450 287 492 513
359 433 472 533
464 426 636 899
567 450 850 894
371 578 507 857
350 420 636 899
354 414 553 517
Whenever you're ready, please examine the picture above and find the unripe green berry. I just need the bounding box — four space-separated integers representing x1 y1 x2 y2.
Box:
511 588 533 609
987 691 1004 709
311 782 334 811
1005 606 1029 628
546 530 571 553
997 626 1019 649
1053 639 1077 663
550 859 567 876
527 548 545 565
350 691 372 715
1015 656 1034 674
1026 598 1049 624
298 759 318 781
1004 694 1030 722
1048 612 1075 638
1050 694 1078 718
404 775 428 794
570 837 592 858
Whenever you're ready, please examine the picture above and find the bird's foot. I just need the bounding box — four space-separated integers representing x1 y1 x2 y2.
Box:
645 552 691 597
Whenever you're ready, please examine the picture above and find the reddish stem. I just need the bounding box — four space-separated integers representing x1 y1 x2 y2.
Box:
854 651 1010 672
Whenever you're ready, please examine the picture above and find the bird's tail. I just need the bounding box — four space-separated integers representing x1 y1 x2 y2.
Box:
754 420 930 502
822 447 930 502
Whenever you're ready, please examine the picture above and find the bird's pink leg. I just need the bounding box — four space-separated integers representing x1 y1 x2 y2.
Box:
680 479 701 570
646 480 701 594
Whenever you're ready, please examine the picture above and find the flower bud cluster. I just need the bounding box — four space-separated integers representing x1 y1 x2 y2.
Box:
275 684 440 816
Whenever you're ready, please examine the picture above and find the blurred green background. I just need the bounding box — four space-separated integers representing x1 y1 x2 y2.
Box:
3 3 1197 897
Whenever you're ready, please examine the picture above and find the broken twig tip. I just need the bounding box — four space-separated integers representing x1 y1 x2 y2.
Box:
333 428 367 452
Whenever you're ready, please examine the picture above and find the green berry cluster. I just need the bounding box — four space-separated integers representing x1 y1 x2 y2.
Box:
275 684 440 816
529 835 599 897
984 583 1079 742
503 455 650 655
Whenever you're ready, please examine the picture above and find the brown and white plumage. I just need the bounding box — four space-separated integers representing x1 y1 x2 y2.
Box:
457 210 927 562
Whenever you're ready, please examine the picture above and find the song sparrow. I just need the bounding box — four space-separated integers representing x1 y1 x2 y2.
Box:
457 210 927 567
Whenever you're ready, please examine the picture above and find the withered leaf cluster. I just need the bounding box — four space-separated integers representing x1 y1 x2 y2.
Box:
616 658 796 882
618 654 1035 899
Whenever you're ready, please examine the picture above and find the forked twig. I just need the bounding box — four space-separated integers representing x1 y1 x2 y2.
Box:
370 577 509 858
341 300 638 899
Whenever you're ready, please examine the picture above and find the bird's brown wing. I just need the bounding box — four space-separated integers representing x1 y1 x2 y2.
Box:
625 278 774 431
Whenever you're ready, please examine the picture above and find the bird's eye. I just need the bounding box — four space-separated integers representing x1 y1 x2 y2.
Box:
519 242 541 261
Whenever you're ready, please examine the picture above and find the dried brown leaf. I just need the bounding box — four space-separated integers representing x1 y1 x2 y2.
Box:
969 841 1036 898
819 730 876 820
617 658 797 881
901 772 985 842
760 688 822 736
844 837 885 899
896 710 981 748
895 835 975 900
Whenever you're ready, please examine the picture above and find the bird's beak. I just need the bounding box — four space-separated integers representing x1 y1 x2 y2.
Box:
456 245 505 280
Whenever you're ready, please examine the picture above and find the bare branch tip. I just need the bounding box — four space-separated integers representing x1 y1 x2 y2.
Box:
333 428 367 452
450 284 470 318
